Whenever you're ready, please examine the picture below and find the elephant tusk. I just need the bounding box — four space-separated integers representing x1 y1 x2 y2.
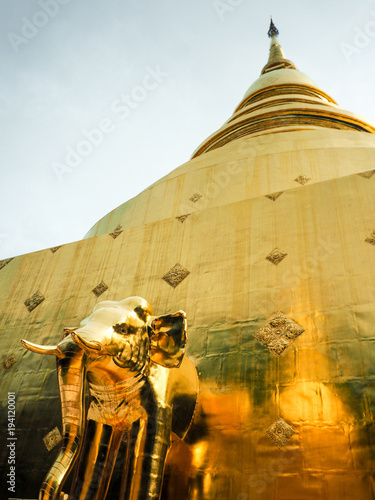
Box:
21 339 65 358
71 332 102 352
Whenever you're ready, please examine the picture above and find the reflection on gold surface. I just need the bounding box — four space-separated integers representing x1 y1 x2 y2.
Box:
191 441 208 470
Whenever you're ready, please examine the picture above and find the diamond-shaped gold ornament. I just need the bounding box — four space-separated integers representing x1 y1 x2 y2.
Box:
265 191 283 201
109 225 123 239
92 281 109 297
266 248 288 266
24 291 45 313
294 175 311 185
190 193 202 203
50 246 62 254
265 417 295 448
358 170 375 179
365 231 375 246
162 264 190 288
254 312 305 356
43 427 62 452
3 355 16 371
0 258 14 271
176 214 191 223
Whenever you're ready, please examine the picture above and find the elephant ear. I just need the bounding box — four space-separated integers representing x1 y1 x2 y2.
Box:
148 311 187 368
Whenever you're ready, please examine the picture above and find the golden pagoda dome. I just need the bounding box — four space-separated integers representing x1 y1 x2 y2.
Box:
84 19 375 240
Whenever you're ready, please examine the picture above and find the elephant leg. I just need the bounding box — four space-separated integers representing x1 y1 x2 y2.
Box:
127 406 173 500
69 420 123 500
118 422 140 500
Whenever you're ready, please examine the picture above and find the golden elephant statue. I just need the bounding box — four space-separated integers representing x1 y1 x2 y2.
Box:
22 297 198 500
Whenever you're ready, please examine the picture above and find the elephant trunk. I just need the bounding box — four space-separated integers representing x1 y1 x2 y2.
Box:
39 346 86 500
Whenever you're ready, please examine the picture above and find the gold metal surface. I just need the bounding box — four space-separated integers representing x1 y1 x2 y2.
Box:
21 297 198 500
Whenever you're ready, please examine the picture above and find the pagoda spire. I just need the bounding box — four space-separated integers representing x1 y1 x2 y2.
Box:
261 18 296 75
267 17 279 37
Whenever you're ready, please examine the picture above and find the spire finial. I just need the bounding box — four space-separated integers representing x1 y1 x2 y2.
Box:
261 18 297 75
267 17 279 38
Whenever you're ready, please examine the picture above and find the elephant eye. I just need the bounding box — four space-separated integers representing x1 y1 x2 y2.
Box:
113 323 128 335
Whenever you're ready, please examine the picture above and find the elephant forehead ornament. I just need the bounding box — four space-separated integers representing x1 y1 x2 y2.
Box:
22 297 198 500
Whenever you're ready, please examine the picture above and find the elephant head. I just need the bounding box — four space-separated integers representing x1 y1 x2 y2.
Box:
70 296 187 370
23 296 187 370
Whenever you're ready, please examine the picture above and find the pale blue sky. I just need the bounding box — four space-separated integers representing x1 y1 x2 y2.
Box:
1 0 375 258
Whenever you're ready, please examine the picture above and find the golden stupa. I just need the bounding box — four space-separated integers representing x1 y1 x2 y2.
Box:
1 19 375 500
